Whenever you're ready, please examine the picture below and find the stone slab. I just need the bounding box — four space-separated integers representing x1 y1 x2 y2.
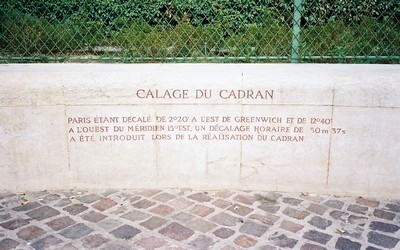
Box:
0 64 399 198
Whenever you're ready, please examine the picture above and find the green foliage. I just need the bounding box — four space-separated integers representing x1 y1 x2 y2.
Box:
0 0 399 62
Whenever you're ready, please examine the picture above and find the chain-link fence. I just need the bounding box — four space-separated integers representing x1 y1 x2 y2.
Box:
1 0 399 63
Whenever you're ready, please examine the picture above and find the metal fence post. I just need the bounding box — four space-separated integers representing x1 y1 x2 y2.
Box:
291 0 303 63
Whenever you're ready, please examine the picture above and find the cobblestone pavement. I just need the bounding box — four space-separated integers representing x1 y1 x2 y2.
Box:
0 189 399 250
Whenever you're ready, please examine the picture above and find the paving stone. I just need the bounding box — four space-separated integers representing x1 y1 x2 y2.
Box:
139 216 167 230
211 212 240 226
42 194 61 203
214 190 234 199
323 200 345 209
31 235 63 250
308 216 332 230
228 204 254 216
153 193 176 202
249 213 279 226
132 199 156 209
55 199 72 207
110 224 141 240
135 236 166 250
258 246 278 250
330 210 348 221
60 223 93 239
17 225 46 240
187 193 212 203
212 199 232 209
356 197 379 208
101 189 118 197
307 203 328 215
220 245 242 250
97 219 122 231
369 221 400 233
302 195 325 203
82 234 110 248
55 243 79 250
303 230 332 245
341 225 364 239
92 198 117 211
63 204 88 215
335 237 361 250
27 205 60 220
101 242 134 250
348 215 368 226
365 247 381 250
213 227 235 239
190 205 215 217
373 209 396 221
233 194 258 205
120 194 141 203
280 220 304 233
239 220 268 237
159 222 194 241
234 234 257 248
187 218 217 233
12 202 41 212
385 203 400 213
121 210 150 222
172 212 196 224
168 197 194 209
0 193 14 200
150 204 175 216
81 211 107 222
269 233 298 248
0 214 11 222
347 204 368 214
282 197 303 206
300 243 327 250
258 204 280 214
137 189 161 197
0 238 20 250
367 231 399 249
0 218 30 230
46 216 76 231
76 194 102 204
283 207 310 220
189 236 215 250
256 192 282 204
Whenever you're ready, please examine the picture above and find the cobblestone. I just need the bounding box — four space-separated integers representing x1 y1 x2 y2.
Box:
303 230 333 245
367 231 399 248
213 227 235 239
283 207 310 220
308 216 332 230
27 206 60 221
110 224 141 240
159 222 194 241
269 233 298 248
347 204 368 214
239 220 268 237
31 235 63 250
369 221 400 233
0 189 398 249
139 216 167 230
60 223 93 239
373 209 396 221
234 234 257 248
307 203 328 215
16 225 46 240
335 237 361 250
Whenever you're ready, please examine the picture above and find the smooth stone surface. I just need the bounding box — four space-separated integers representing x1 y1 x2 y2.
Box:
0 64 399 199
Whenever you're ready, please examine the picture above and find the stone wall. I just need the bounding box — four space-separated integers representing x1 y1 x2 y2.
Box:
0 64 399 198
